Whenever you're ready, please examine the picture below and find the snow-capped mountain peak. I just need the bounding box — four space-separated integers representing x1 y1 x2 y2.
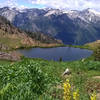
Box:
44 9 62 16
1 7 100 23
63 8 100 23
87 9 100 16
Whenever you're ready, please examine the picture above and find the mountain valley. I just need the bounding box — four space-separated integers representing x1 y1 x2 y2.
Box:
0 15 62 51
0 7 100 45
0 6 100 100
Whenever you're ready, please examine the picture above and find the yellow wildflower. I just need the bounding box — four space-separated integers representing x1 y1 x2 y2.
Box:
90 92 96 100
73 89 79 100
63 79 71 100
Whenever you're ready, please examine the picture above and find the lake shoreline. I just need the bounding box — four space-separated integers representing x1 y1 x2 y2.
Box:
15 43 93 51
0 44 93 61
17 47 93 62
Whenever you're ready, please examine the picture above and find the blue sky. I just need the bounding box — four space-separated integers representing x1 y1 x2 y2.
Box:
0 0 100 11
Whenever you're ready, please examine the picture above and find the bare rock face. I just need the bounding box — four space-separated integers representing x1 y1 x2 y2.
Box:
0 15 63 50
0 43 10 51
1 7 100 45
0 51 21 61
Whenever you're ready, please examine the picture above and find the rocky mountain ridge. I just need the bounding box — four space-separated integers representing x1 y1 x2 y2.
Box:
0 15 62 51
1 7 100 23
1 7 100 45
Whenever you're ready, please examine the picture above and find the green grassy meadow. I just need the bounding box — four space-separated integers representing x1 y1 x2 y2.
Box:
0 55 100 100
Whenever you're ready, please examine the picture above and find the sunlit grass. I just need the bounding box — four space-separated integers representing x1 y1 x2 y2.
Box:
0 57 99 100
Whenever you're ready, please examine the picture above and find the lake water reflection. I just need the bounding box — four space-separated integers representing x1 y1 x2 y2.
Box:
18 47 93 61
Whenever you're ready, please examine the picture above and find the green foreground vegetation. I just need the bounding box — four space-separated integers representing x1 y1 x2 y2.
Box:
0 55 100 100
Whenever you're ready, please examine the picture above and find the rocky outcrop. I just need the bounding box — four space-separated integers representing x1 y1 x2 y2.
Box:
62 68 71 76
1 7 100 45
0 15 62 51
0 51 20 61
0 43 10 51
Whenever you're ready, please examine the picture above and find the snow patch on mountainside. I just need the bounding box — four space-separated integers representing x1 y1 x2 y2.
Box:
44 9 62 16
64 8 100 23
1 7 100 23
88 9 100 16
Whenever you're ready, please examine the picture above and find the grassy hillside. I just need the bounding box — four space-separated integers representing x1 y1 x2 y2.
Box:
0 16 62 51
0 57 100 100
85 40 100 50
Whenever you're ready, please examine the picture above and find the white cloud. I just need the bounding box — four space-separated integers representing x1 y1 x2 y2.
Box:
28 0 100 11
0 0 100 11
0 0 27 9
0 0 18 8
